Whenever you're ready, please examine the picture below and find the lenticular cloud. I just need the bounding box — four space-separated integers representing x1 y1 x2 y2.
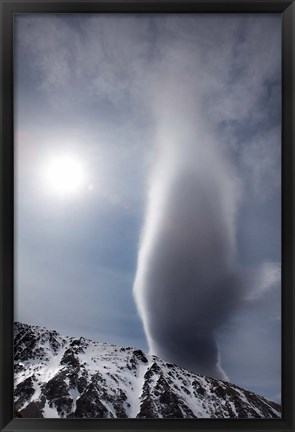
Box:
132 14 281 382
133 89 243 381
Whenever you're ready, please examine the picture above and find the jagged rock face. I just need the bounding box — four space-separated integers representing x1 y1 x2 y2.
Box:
14 322 281 419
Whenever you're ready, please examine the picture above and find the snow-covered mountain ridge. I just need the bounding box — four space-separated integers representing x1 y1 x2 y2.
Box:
14 322 281 419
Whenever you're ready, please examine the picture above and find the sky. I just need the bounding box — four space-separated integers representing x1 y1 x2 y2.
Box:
14 13 281 404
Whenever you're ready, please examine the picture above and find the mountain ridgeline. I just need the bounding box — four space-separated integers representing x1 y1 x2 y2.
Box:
14 322 281 419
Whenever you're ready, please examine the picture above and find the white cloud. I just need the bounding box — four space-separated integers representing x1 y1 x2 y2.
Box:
133 14 281 380
246 261 281 301
240 127 281 199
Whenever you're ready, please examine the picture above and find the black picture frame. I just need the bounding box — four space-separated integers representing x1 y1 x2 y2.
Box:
0 1 294 431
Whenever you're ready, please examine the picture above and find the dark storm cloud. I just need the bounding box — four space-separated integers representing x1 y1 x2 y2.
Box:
133 102 243 379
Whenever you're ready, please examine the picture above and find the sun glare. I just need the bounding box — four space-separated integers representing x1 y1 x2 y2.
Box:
44 154 85 197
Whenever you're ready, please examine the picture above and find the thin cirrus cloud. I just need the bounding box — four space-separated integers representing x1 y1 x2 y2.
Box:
244 262 281 301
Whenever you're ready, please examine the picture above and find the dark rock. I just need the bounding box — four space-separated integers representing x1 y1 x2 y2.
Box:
20 397 46 418
15 377 35 410
133 349 148 363
60 349 80 368
53 396 73 418
77 375 88 394
42 373 69 401
137 399 156 419
74 385 110 418
113 389 128 418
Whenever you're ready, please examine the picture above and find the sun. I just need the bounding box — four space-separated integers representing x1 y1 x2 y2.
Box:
44 154 85 197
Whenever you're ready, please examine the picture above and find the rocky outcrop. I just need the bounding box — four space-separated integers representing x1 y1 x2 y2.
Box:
14 322 281 419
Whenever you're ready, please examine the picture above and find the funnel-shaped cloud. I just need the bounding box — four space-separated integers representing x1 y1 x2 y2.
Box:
133 14 280 382
134 83 245 380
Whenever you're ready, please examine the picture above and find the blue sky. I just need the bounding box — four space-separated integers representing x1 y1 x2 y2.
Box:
14 13 281 403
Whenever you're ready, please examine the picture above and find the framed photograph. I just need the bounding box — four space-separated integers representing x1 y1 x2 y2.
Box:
1 0 294 431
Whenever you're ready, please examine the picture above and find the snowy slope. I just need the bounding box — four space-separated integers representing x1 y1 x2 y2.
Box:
14 322 281 419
